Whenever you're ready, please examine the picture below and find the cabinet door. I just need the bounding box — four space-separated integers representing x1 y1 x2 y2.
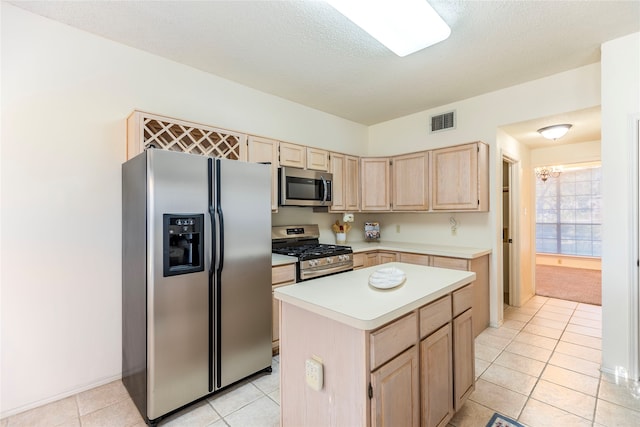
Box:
371 347 419 427
365 252 379 267
432 143 479 210
353 253 365 270
248 136 279 211
392 152 429 211
420 324 453 427
279 142 306 168
453 309 474 410
378 252 397 265
307 147 329 171
345 155 360 211
329 153 346 212
361 158 391 211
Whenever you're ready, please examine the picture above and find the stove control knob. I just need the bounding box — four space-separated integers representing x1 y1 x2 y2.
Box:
310 260 318 267
326 257 333 264
338 255 345 261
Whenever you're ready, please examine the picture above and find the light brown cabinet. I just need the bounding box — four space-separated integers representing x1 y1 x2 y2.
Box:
361 157 391 211
378 251 397 265
392 152 430 211
307 147 329 171
431 142 488 211
399 252 430 266
247 136 279 212
126 110 248 161
365 252 379 268
453 308 474 410
271 263 296 353
420 323 454 427
371 347 420 427
431 255 489 337
279 282 475 427
279 142 306 168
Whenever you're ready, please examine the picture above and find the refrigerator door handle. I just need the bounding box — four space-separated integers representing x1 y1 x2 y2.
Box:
215 159 224 273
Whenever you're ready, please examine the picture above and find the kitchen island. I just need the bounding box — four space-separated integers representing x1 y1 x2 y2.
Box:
274 262 476 427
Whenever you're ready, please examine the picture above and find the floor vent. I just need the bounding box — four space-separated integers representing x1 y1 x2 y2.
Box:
430 111 456 133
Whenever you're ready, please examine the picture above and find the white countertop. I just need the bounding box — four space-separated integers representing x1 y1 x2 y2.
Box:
346 241 491 259
271 253 297 266
274 262 475 331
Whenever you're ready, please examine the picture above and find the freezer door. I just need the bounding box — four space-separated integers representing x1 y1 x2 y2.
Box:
147 150 210 419
213 158 272 389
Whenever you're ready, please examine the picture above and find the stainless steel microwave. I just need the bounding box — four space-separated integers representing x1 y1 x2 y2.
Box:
279 167 332 207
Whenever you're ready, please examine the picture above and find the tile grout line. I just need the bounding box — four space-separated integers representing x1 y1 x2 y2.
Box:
514 300 598 424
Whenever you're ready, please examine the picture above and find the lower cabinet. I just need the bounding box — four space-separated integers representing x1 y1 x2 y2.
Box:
271 263 296 353
378 251 397 265
420 324 453 427
370 347 420 427
453 308 474 410
368 285 474 427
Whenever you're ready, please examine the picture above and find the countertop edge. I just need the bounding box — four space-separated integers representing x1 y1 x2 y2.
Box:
275 265 476 331
347 242 491 259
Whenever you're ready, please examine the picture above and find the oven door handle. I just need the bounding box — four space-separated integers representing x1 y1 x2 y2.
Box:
321 176 328 204
300 263 353 281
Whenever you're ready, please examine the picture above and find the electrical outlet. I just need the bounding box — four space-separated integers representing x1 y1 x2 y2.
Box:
396 224 400 233
305 358 323 391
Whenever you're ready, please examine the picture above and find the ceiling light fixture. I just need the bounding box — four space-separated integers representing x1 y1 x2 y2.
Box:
535 166 562 182
326 0 451 57
537 124 572 140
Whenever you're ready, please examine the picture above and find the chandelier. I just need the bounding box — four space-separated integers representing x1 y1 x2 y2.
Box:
535 166 561 182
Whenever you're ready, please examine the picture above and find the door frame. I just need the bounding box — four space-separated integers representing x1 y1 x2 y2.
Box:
630 117 640 380
500 152 521 308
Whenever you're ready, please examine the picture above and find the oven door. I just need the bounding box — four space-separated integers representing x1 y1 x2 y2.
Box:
279 167 332 207
299 259 353 281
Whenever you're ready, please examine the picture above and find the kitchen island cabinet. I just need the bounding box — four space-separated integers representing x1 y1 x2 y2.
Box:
275 263 475 427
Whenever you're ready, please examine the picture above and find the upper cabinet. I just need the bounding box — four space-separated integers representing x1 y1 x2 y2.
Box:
279 142 306 168
392 152 429 211
361 157 391 211
126 111 247 161
306 147 329 171
247 136 279 212
431 142 489 211
329 152 360 212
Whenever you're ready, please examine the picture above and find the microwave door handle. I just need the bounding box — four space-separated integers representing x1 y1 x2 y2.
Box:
321 176 328 204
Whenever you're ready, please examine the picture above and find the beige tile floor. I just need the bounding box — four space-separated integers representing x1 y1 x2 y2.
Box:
3 296 640 427
449 296 640 427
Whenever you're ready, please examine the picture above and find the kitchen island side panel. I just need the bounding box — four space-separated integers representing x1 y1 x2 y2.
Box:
280 302 369 427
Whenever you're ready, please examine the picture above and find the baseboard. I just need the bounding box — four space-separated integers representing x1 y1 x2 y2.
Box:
0 373 123 420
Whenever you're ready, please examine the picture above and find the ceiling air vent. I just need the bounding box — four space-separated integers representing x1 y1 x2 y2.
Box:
430 111 456 133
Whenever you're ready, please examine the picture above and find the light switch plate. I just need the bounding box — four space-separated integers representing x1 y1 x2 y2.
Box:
305 358 323 391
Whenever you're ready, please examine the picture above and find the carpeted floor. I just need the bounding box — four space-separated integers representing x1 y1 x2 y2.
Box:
535 264 601 306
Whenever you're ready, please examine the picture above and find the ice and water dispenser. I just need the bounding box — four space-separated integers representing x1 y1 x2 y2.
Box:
163 214 205 276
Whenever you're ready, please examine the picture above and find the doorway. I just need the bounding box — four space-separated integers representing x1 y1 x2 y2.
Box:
501 156 517 307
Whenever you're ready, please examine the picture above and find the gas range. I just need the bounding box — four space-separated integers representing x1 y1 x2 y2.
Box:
272 224 353 281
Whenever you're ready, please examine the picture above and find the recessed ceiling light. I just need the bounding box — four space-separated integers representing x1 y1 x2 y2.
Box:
326 0 451 57
537 124 573 140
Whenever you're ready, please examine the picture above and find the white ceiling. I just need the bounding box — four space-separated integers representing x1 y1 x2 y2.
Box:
9 0 640 144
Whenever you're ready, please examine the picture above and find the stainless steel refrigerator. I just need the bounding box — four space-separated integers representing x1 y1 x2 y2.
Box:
122 149 272 425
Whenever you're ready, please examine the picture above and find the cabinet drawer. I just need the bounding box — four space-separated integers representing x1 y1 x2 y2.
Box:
419 295 452 338
452 285 473 317
399 252 430 266
272 264 296 285
370 312 417 370
431 256 469 271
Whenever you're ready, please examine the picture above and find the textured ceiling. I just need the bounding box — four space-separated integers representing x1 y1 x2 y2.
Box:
9 0 640 135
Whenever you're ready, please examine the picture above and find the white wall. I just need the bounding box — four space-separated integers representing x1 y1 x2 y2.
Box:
531 140 601 167
0 4 367 417
600 32 640 378
367 64 601 326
